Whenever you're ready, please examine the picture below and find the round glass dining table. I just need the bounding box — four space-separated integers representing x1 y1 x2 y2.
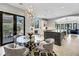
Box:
16 36 30 46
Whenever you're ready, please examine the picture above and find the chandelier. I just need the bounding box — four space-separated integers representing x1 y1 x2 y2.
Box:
19 3 36 28
19 3 34 19
26 6 34 19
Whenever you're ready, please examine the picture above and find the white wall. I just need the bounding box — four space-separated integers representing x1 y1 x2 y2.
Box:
25 14 33 34
39 19 47 35
47 20 55 30
0 4 25 16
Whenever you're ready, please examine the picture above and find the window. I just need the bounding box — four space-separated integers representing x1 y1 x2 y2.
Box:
3 13 14 44
16 16 25 35
61 24 64 29
69 23 72 29
0 11 25 45
65 24 67 29
73 23 77 30
34 17 40 28
55 16 79 31
58 24 60 29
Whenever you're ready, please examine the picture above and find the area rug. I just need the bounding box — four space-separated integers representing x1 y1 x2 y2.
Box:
30 47 57 56
33 51 57 56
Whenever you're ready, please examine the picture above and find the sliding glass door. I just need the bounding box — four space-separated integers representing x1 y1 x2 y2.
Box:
3 13 14 44
16 16 25 35
0 11 25 45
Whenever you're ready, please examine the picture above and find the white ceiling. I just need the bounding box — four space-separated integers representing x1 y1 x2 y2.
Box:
8 3 79 19
55 16 79 23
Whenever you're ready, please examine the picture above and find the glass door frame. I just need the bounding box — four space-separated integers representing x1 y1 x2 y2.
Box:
0 11 25 46
16 16 25 35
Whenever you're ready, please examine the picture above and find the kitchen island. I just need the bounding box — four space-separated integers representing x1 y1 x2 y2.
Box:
44 31 66 46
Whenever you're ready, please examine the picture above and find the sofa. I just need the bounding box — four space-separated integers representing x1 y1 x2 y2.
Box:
70 29 79 34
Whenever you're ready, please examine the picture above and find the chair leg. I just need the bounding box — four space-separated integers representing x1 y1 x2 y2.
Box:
46 50 54 56
39 52 41 56
39 50 48 56
46 52 48 56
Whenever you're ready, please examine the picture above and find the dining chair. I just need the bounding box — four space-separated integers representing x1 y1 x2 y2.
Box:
4 43 29 56
36 38 54 56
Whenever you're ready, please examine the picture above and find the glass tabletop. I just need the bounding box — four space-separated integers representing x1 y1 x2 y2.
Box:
16 36 30 43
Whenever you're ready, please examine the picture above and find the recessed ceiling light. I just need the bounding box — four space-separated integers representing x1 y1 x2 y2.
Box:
19 3 23 5
61 6 65 8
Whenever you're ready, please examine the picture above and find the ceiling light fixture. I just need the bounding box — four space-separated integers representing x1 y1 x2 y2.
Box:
18 3 34 19
61 6 65 9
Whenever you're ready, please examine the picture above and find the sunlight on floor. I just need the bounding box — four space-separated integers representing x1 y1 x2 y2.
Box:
66 34 72 46
54 34 79 56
